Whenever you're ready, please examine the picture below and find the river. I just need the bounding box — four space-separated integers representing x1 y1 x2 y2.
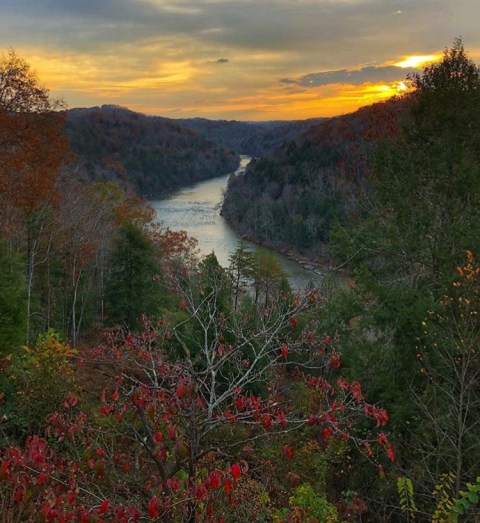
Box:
149 156 321 291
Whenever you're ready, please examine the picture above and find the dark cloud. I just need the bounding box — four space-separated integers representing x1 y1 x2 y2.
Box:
0 0 209 51
213 58 229 63
281 64 418 88
0 0 460 60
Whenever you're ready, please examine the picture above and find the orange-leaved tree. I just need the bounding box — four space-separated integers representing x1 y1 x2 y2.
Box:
0 50 73 343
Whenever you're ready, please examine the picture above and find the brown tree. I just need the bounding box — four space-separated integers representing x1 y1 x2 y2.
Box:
0 50 73 342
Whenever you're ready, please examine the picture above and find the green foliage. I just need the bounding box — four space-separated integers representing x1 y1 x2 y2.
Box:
221 100 400 257
432 473 457 523
105 222 164 328
0 243 26 355
251 249 290 307
324 40 480 519
396 474 480 522
8 329 77 436
228 240 255 311
397 476 418 520
450 476 480 521
277 484 338 522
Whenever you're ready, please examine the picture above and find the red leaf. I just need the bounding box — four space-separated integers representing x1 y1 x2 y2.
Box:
167 424 176 441
231 463 241 480
195 485 208 500
290 317 297 329
322 428 333 440
63 392 78 409
99 500 110 514
350 381 364 402
209 470 223 490
387 444 396 462
283 445 294 460
329 353 341 369
14 489 23 503
110 390 120 401
224 479 232 494
176 385 187 399
2 460 10 477
281 345 289 359
262 413 272 428
377 432 388 445
148 496 160 518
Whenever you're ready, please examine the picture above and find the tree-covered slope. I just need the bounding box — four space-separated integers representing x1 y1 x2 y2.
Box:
66 105 239 197
221 98 406 257
177 117 324 156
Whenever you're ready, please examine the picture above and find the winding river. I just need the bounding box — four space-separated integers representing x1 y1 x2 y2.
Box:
149 156 321 291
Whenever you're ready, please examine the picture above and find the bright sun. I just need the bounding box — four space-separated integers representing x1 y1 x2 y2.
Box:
395 55 441 68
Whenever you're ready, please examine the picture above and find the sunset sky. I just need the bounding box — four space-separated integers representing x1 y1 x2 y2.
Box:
1 0 479 121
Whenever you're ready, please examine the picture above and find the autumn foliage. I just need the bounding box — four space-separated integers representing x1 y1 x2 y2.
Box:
0 278 395 521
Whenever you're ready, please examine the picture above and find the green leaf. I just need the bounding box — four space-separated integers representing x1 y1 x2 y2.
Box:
467 492 479 504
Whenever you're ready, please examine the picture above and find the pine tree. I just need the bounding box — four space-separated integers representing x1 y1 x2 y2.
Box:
105 223 163 329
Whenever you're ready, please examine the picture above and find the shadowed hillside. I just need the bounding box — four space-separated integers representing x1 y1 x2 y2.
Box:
222 97 408 258
66 105 239 197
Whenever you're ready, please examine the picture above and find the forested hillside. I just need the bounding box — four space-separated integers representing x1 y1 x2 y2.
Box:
65 106 239 197
178 117 324 156
325 40 480 519
222 97 406 256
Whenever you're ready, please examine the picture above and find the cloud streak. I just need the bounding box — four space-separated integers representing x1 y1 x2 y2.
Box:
280 64 417 88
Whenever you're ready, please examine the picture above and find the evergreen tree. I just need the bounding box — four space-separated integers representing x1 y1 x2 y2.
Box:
228 240 255 311
0 242 26 354
105 222 163 329
332 39 480 509
339 39 480 289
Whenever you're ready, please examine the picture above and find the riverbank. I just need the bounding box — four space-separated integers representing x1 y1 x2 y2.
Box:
149 163 323 291
220 209 333 273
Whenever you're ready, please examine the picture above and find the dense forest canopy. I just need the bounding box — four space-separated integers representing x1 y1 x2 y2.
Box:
1 42 480 522
177 117 324 157
221 93 408 257
65 105 239 198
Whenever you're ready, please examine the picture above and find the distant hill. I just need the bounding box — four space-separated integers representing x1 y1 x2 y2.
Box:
222 98 409 259
177 117 324 156
65 106 239 197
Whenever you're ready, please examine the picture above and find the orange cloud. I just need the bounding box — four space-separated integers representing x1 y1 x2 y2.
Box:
394 54 441 68
20 45 436 120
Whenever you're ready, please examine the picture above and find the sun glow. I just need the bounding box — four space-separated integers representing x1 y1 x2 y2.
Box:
23 46 424 120
395 55 441 68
